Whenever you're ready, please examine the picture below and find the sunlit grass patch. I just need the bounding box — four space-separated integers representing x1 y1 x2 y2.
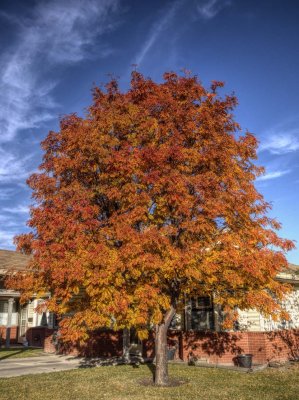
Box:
0 363 298 400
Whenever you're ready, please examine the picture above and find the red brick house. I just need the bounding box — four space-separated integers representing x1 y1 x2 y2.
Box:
1 248 299 365
0 249 56 348
44 265 299 365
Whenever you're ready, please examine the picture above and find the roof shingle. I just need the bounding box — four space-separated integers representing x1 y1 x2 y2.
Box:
0 249 30 274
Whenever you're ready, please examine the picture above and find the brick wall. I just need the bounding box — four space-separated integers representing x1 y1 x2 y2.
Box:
263 330 299 362
44 328 57 353
0 325 18 344
43 328 299 365
181 331 250 364
44 329 123 357
140 329 299 364
179 330 299 364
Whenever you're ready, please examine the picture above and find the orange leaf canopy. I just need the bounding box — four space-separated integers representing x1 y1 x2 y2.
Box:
12 71 294 340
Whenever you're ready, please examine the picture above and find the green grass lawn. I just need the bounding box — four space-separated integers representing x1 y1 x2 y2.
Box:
0 347 44 361
0 363 298 400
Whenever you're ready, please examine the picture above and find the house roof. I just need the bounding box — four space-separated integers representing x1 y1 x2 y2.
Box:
277 263 299 283
0 249 30 275
0 247 298 280
287 263 299 274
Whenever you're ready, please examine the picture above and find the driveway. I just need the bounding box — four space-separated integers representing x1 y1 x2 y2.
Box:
0 354 82 378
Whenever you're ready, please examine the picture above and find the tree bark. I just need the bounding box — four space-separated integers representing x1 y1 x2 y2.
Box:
123 328 130 363
154 306 176 386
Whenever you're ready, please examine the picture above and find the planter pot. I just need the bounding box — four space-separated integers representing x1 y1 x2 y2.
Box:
236 354 253 368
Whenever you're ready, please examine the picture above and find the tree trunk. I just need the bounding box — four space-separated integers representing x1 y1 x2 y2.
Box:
154 306 176 386
123 328 130 363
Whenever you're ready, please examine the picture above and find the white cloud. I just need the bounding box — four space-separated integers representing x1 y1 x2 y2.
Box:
0 229 16 249
0 147 34 183
0 204 30 249
0 214 25 248
0 0 120 143
33 0 119 64
196 0 231 19
134 0 182 66
133 0 232 66
259 131 299 154
0 188 16 201
0 214 20 226
2 205 29 214
256 169 291 181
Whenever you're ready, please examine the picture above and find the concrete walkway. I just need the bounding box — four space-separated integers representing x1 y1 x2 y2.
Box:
0 354 82 378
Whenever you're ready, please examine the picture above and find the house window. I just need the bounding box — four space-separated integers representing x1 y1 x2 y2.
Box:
0 300 8 314
52 313 59 329
0 300 18 326
189 296 214 331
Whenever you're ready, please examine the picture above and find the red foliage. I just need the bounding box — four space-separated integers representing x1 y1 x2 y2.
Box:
9 71 295 341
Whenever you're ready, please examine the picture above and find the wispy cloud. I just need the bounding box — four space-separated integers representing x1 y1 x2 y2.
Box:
0 213 24 227
134 1 182 66
2 205 29 214
196 0 232 19
0 188 16 201
0 147 34 183
0 214 28 248
0 10 25 27
0 229 17 249
259 130 299 154
0 0 120 143
256 169 291 181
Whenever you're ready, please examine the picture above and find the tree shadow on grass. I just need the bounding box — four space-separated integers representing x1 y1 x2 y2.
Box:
0 348 35 361
78 355 149 369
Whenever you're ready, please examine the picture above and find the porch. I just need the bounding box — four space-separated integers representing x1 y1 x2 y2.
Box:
0 294 54 348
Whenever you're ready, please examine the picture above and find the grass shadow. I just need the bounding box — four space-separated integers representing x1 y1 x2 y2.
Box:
0 348 34 361
78 355 147 369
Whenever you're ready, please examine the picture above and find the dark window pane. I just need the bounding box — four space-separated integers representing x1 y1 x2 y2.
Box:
191 309 214 331
0 300 8 313
197 297 211 308
191 296 212 309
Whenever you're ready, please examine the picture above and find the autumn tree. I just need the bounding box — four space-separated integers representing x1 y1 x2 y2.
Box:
10 71 294 385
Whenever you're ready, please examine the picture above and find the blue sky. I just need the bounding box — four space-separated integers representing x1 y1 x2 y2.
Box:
0 0 298 264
